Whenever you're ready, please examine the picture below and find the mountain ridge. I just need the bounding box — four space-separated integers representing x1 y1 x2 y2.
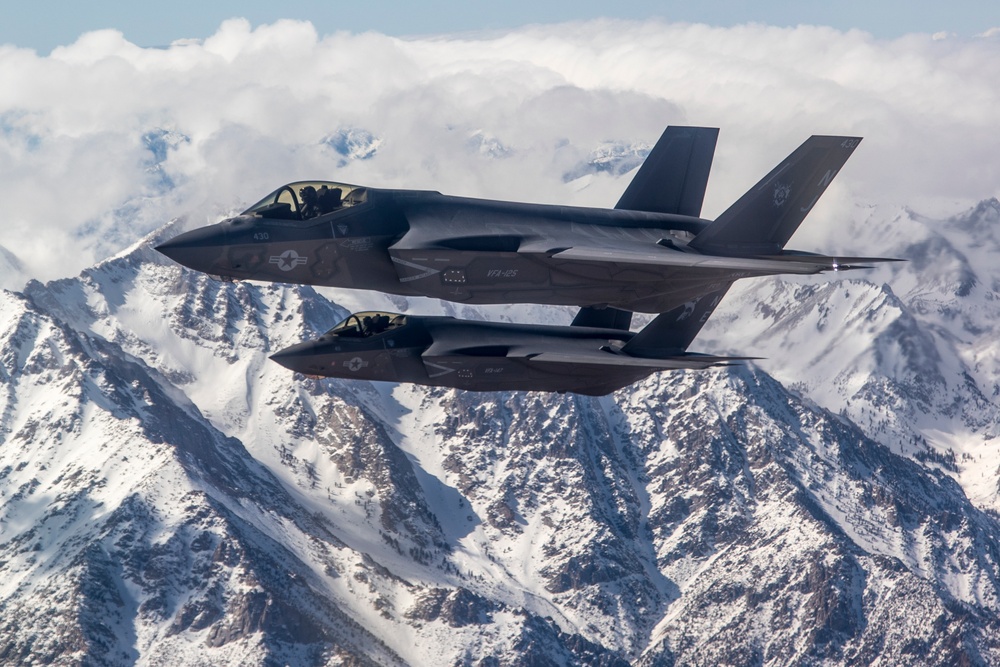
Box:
3 200 1000 663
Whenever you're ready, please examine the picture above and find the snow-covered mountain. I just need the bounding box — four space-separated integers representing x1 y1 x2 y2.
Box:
322 129 384 164
702 198 1000 508
3 201 1000 664
563 140 652 183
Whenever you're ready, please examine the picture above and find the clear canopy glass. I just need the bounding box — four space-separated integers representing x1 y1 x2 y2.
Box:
242 181 368 220
324 311 406 338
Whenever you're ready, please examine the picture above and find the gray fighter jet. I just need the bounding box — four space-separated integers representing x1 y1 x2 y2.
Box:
269 286 747 396
157 128 890 313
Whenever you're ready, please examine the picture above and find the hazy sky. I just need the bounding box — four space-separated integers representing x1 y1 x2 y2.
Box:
1 10 999 288
6 1 1000 52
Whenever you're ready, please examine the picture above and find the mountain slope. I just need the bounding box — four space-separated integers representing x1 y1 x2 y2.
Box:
3 209 1000 664
701 198 1000 508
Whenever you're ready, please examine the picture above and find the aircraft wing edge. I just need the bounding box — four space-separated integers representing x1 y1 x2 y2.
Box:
528 351 757 369
551 247 829 274
552 247 901 273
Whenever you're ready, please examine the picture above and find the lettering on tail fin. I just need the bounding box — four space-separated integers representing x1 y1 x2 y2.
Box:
698 295 723 324
799 168 839 214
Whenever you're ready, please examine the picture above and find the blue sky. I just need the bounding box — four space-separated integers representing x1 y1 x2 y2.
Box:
6 0 1000 52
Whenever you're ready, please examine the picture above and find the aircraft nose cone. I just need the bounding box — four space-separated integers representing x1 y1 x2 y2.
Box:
155 225 229 273
269 341 319 373
153 239 187 265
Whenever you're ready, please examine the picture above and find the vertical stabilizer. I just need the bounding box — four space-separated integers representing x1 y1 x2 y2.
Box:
622 287 729 357
689 136 861 255
571 307 633 330
597 126 719 332
615 126 719 216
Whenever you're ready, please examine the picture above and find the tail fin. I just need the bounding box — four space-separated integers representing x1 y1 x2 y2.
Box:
689 136 861 255
622 286 729 358
615 126 719 216
572 306 633 330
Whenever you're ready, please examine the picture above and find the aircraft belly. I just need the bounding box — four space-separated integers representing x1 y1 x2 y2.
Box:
550 259 669 284
390 244 808 312
420 355 649 394
387 348 427 382
421 356 527 385
390 248 644 307
526 361 652 395
391 250 547 295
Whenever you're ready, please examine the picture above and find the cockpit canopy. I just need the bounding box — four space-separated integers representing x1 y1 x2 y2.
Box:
324 311 406 338
243 181 368 221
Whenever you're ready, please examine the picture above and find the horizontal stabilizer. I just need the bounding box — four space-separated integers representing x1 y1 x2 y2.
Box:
690 135 861 255
529 351 756 370
754 253 904 271
615 126 719 216
551 246 869 275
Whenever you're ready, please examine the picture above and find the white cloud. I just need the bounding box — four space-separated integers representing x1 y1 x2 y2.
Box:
0 18 998 287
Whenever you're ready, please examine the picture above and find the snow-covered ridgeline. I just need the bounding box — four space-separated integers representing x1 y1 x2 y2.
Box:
3 200 1000 663
702 198 1000 507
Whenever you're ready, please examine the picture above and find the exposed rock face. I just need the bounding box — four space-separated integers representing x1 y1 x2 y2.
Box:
3 202 1000 664
406 587 496 627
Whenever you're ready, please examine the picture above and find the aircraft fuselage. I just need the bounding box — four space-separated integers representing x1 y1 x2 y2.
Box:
269 311 727 396
158 185 806 313
158 133 881 314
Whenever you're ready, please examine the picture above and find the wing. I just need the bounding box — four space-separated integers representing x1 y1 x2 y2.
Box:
549 244 893 274
390 225 892 286
528 351 757 370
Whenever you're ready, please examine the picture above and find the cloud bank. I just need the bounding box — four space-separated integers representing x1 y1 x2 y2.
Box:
1 18 998 287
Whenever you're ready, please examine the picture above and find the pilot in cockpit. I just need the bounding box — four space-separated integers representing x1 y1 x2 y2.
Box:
299 186 320 219
360 314 391 336
369 314 390 334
